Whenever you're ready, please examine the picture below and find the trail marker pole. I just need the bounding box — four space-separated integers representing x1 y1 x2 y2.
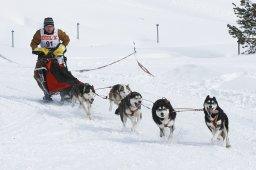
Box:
77 23 80 40
238 41 240 55
156 24 159 43
11 30 14 48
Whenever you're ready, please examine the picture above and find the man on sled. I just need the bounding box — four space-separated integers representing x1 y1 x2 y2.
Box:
30 17 79 101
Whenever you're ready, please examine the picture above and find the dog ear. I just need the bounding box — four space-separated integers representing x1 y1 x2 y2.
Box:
125 92 131 99
152 101 157 114
91 85 95 92
125 93 132 106
213 97 218 104
204 95 210 103
166 99 173 111
203 95 209 106
126 84 131 91
161 98 170 104
127 87 132 93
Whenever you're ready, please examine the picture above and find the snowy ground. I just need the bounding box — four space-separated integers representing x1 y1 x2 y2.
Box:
1 0 256 170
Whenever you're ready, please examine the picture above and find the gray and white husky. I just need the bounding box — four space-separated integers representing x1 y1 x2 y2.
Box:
203 95 231 148
115 91 142 131
108 84 131 111
60 83 95 119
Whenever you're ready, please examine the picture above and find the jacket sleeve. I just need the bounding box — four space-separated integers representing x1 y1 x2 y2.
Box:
30 30 41 50
58 29 70 47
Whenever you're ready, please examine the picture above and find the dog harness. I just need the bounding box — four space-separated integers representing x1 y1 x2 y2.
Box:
210 114 219 128
109 92 122 101
164 123 170 127
128 107 140 116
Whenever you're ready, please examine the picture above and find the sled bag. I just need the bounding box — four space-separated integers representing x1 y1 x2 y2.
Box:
45 59 80 93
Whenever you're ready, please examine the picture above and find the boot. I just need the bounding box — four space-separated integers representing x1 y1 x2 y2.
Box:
34 67 52 101
43 94 53 101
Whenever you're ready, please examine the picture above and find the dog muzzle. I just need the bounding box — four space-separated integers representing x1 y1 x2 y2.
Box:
89 98 94 104
135 101 142 107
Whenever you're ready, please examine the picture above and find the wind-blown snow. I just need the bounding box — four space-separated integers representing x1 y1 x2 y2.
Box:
1 0 256 170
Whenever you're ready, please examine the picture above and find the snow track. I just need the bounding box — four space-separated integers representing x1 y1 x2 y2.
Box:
1 50 256 170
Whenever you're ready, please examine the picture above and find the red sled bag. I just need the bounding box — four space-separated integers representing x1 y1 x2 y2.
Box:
45 58 80 93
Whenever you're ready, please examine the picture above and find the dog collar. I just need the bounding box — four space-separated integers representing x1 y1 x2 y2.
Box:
129 107 139 116
164 123 170 127
210 114 219 127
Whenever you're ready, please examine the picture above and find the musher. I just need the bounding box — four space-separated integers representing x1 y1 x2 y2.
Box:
30 17 70 101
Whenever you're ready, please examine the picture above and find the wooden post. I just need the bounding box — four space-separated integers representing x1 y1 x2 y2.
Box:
238 41 240 55
77 22 80 40
156 24 159 43
11 30 14 48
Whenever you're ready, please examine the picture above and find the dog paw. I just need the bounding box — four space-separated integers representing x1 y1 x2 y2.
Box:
211 138 217 144
134 130 141 134
87 115 93 120
167 139 173 144
160 134 165 138
217 136 224 141
226 144 231 148
211 138 223 146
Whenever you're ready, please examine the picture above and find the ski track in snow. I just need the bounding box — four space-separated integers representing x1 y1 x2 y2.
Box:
1 52 256 170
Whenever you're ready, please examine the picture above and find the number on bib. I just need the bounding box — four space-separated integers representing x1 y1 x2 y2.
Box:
46 41 53 47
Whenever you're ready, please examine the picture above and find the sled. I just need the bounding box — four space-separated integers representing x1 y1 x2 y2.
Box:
34 54 81 95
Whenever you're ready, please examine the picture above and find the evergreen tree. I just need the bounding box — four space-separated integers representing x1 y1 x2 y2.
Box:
227 1 256 54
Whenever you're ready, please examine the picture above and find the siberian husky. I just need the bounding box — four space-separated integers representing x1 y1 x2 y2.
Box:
115 91 142 131
203 95 231 148
60 83 95 119
109 84 131 111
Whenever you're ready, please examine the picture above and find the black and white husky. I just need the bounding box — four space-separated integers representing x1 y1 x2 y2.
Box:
115 91 142 131
152 98 176 143
203 95 231 148
109 84 131 111
60 83 95 119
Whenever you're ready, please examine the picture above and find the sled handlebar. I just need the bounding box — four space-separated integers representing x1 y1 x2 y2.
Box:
32 51 65 58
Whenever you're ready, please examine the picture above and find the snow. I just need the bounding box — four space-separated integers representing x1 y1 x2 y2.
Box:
1 0 256 169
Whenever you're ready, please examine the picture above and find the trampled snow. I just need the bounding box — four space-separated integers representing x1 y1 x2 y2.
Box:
1 0 256 169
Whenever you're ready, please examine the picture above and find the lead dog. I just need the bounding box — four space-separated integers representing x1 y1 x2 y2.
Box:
115 91 142 131
60 83 95 119
152 98 176 143
109 84 131 111
203 95 231 148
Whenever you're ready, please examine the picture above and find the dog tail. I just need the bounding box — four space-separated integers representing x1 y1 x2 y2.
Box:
115 108 120 115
